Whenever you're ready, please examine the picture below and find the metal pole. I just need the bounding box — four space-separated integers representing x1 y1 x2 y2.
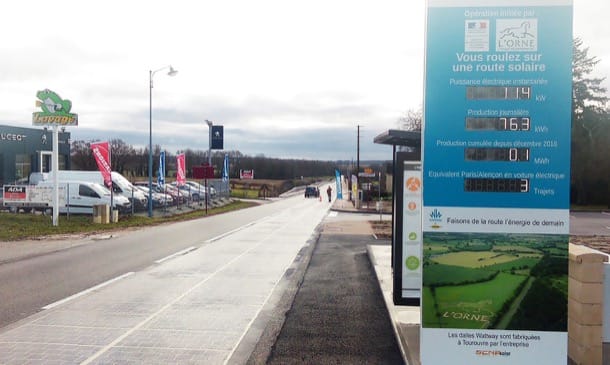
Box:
52 126 59 226
148 69 153 218
205 120 212 212
147 65 177 217
356 125 360 209
206 119 213 166
379 171 382 222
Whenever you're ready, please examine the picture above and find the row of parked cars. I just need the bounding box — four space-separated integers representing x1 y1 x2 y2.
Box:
132 181 217 208
16 171 216 215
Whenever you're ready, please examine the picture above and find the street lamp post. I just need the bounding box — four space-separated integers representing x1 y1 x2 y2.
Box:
205 119 213 167
205 120 213 214
149 65 178 218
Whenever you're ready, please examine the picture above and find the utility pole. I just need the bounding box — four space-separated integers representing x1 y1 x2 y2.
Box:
356 125 361 209
357 125 360 180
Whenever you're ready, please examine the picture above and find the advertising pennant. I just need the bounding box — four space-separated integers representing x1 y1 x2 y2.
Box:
176 153 186 186
334 169 342 199
158 151 166 186
90 141 112 188
222 154 229 182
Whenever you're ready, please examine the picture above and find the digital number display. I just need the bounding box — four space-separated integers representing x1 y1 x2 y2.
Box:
465 147 530 162
467 86 531 100
466 117 531 131
464 178 530 193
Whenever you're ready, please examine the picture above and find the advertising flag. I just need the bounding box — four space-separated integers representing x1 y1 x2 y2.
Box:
90 141 112 188
158 151 166 186
176 153 186 186
222 154 229 182
335 169 342 199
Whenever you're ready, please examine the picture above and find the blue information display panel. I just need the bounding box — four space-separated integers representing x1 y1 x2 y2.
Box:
422 1 572 363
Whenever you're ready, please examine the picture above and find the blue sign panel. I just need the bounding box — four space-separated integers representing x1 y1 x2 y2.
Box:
211 125 224 150
424 5 572 210
421 1 572 364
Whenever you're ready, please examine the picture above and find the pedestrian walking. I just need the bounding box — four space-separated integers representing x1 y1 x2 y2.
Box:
326 185 332 202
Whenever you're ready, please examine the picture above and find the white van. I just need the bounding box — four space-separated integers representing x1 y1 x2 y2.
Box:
37 181 131 214
31 170 147 211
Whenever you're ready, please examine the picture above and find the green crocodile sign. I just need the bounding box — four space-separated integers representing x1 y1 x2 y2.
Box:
32 89 78 126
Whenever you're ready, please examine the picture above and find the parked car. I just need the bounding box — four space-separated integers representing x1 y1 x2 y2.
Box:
37 180 131 214
135 185 173 207
133 181 185 205
304 186 319 198
170 182 201 201
31 170 148 212
185 181 215 200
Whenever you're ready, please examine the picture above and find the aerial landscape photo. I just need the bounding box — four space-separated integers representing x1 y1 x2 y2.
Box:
422 232 568 331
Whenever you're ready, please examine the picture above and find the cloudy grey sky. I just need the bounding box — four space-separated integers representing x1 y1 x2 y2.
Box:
1 0 608 161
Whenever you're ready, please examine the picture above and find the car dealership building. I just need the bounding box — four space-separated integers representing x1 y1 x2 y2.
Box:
0 124 71 186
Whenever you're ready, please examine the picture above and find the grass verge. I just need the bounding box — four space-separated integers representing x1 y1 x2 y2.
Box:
0 200 258 242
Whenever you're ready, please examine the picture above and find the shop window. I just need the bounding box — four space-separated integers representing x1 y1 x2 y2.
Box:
15 154 31 184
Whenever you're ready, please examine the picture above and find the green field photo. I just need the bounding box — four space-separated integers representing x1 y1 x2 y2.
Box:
422 232 568 331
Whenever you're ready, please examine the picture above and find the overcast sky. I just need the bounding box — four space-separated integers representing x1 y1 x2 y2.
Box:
1 0 608 161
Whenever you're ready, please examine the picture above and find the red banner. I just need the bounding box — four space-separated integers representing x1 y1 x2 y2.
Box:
176 153 186 186
90 141 112 188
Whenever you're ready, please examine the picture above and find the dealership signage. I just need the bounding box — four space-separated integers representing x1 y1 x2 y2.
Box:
240 169 254 179
422 0 572 363
1 133 27 142
3 185 66 207
211 125 224 150
193 164 214 179
32 89 78 127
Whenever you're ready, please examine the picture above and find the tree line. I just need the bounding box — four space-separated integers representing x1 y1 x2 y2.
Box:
71 140 343 182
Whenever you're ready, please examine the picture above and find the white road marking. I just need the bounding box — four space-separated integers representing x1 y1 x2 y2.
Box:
328 211 338 217
204 214 279 243
42 272 134 310
154 246 197 264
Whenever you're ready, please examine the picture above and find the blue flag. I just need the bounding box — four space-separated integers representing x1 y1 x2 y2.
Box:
222 154 229 182
158 151 165 186
335 169 342 199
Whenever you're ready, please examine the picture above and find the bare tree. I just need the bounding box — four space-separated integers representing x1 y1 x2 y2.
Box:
397 108 423 131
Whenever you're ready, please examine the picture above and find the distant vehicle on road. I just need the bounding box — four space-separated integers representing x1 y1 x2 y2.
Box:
304 186 319 198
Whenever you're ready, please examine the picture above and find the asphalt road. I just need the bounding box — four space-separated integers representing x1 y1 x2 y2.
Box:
261 231 403 365
0 197 298 329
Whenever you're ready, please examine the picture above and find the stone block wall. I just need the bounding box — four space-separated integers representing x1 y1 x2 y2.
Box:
569 243 608 365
